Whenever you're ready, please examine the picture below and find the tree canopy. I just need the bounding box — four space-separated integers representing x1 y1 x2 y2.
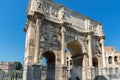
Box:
14 61 23 70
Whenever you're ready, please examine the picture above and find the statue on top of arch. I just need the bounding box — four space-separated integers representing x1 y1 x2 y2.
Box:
58 7 65 20
96 24 104 37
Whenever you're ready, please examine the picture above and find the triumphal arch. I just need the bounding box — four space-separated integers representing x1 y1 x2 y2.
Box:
23 0 105 80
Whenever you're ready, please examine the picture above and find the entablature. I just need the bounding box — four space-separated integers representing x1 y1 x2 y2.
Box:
26 0 105 38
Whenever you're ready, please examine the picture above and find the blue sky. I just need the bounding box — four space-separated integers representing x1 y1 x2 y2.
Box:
0 0 120 64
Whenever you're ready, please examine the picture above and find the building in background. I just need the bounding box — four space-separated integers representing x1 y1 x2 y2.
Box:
66 52 72 79
0 62 15 72
105 46 120 68
66 52 72 68
104 46 120 79
0 62 23 80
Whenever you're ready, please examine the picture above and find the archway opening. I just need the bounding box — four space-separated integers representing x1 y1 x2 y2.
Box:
108 56 112 64
92 57 99 76
114 56 118 62
66 40 83 80
41 51 55 80
92 57 98 67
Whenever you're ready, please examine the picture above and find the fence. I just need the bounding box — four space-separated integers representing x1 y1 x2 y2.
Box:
0 69 23 80
101 67 120 80
1 66 120 80
68 66 120 80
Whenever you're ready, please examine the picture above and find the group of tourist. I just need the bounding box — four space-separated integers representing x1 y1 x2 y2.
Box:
68 77 80 80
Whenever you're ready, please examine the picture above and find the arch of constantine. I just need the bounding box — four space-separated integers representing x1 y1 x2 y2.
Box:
23 0 105 80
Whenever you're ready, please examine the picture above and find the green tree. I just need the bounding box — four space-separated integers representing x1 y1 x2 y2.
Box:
14 62 23 70
42 65 46 71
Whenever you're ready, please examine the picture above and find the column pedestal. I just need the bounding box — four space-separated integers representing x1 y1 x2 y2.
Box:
87 67 94 80
101 67 108 79
82 54 87 80
23 65 33 80
32 64 42 80
82 67 87 80
60 65 67 80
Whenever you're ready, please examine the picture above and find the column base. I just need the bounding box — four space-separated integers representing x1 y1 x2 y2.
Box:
86 66 94 80
82 67 87 80
23 65 33 80
60 65 67 80
32 64 42 80
23 64 42 80
100 67 108 79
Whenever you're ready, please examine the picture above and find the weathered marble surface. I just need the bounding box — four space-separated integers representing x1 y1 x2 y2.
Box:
23 0 105 80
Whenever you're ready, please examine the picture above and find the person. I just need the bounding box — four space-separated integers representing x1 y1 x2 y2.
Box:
68 77 71 80
68 78 71 80
76 77 80 80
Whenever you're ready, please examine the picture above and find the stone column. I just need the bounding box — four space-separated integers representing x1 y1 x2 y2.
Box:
60 27 67 80
87 33 94 80
100 38 105 67
33 18 42 80
86 19 93 67
100 37 107 78
87 33 93 67
80 40 87 80
23 21 32 80
61 27 66 65
34 19 41 63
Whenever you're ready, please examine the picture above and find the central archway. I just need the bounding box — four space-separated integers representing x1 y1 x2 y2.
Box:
42 51 56 80
66 40 83 80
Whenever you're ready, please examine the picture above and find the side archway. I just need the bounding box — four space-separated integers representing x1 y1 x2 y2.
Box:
42 51 56 80
92 57 98 67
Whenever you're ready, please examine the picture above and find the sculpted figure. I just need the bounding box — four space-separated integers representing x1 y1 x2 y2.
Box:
58 7 65 20
36 0 42 8
96 25 104 36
